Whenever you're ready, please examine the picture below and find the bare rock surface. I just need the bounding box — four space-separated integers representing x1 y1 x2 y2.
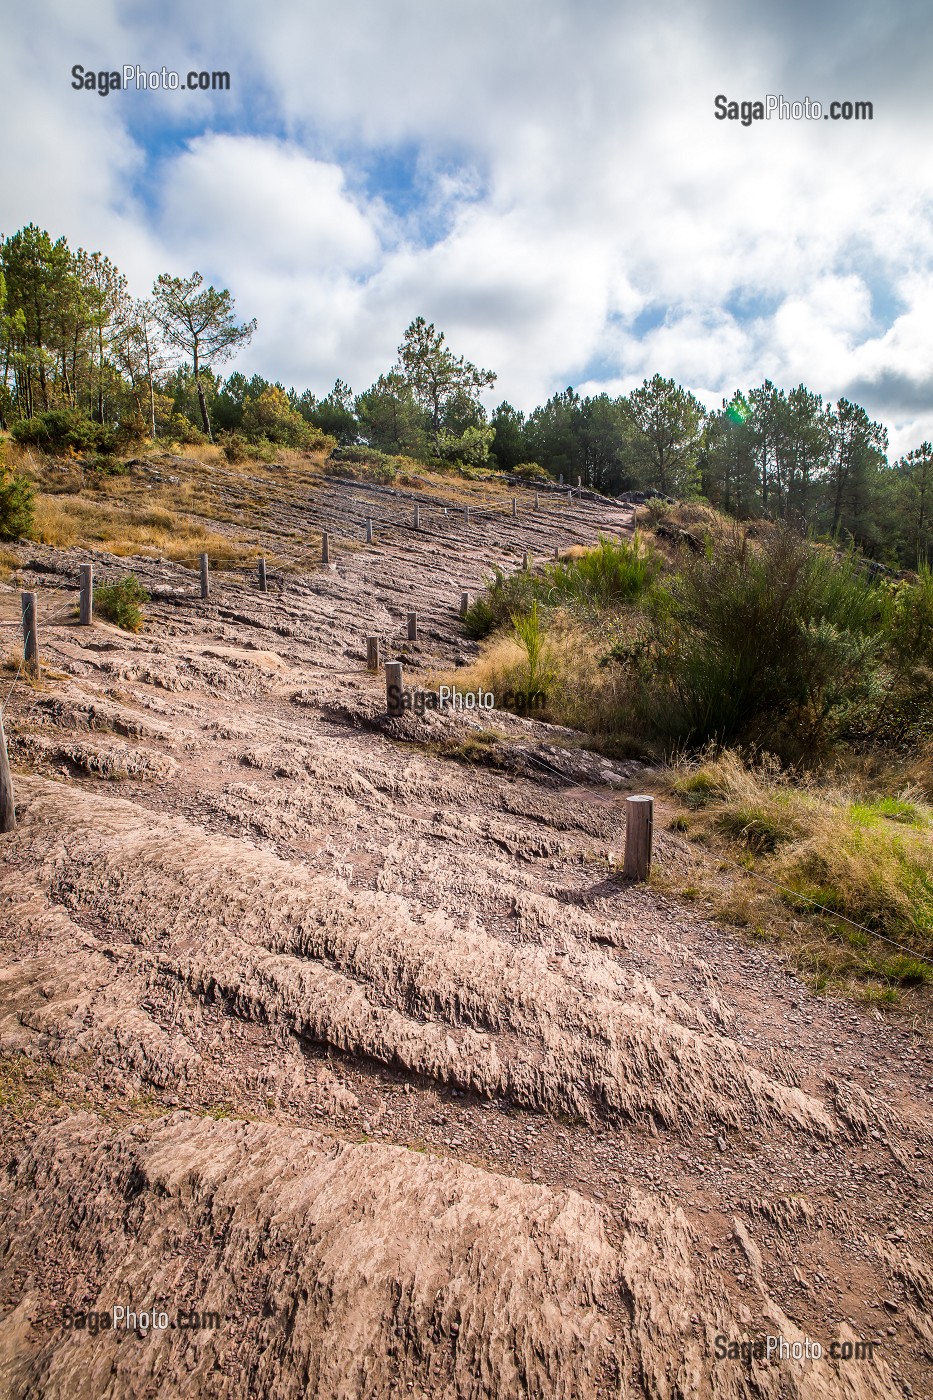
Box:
0 478 931 1397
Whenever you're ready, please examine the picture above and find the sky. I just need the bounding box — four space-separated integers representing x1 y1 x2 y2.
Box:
2 0 932 455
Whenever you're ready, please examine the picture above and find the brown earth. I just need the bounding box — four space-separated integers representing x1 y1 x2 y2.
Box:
0 463 931 1399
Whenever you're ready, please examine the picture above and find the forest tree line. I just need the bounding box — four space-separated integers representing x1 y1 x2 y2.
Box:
1 223 930 567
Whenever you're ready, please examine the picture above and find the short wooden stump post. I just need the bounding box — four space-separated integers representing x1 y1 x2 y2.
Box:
522 551 530 570
258 557 267 593
321 532 330 565
366 517 374 544
0 715 15 833
199 553 210 599
512 497 517 517
21 593 38 676
623 795 654 882
413 504 421 530
366 636 380 671
459 591 470 618
407 611 418 642
534 492 540 510
385 661 404 716
79 564 93 625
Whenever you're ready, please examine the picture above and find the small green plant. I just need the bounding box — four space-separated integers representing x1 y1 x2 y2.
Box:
0 457 35 539
94 574 149 632
511 599 552 698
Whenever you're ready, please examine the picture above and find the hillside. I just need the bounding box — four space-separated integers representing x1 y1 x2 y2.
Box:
0 450 931 1399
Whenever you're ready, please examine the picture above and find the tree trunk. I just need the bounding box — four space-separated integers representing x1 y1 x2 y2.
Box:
193 343 212 439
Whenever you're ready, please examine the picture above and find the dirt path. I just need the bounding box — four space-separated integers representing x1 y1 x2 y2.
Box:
0 474 930 1398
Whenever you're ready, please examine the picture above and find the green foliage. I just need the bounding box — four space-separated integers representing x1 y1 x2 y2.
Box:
12 408 117 454
541 534 659 608
625 528 888 754
510 599 552 697
93 574 149 632
0 447 34 539
462 596 497 640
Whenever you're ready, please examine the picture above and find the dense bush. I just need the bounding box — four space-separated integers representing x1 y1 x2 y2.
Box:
0 446 34 539
94 575 149 631
12 409 117 455
614 528 917 755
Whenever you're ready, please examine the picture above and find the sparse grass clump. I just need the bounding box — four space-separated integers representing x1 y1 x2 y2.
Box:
94 575 149 632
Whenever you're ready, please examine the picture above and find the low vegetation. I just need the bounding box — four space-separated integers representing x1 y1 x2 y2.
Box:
93 575 149 632
459 513 933 1002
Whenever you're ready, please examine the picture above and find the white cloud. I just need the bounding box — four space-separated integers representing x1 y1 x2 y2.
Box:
2 0 932 453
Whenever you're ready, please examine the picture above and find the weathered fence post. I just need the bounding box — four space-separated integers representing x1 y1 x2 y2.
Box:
559 473 564 485
321 532 330 565
460 591 470 617
407 610 418 642
554 545 559 559
21 593 38 676
385 661 404 716
258 557 267 593
567 489 572 503
512 497 517 517
366 517 374 544
413 504 421 530
79 564 93 625
623 795 654 882
522 551 530 570
199 553 210 599
577 476 582 491
0 714 15 833
534 492 540 510
366 636 380 671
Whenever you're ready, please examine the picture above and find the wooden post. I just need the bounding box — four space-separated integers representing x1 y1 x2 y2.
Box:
512 497 517 517
459 591 470 617
522 551 530 570
0 714 15 833
385 661 404 716
559 473 564 485
79 564 93 625
577 476 582 491
366 517 374 544
258 557 267 593
21 593 38 676
366 636 380 671
407 610 418 642
413 504 421 530
567 489 572 503
554 545 560 559
534 492 540 510
321 532 330 565
199 553 210 599
623 795 654 882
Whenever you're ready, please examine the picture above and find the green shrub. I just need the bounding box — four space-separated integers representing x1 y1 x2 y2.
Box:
462 596 496 639
0 453 34 539
628 527 888 754
94 575 149 632
11 409 116 455
541 534 659 609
